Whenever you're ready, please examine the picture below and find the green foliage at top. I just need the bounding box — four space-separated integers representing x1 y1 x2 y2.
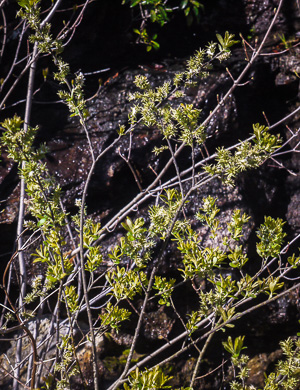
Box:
123 0 204 50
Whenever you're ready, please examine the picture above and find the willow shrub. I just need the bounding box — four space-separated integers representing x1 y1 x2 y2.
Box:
0 1 300 390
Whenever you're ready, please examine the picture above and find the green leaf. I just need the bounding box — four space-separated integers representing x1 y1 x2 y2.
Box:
181 0 188 9
151 41 160 50
256 216 286 259
223 336 246 358
216 33 224 46
37 217 47 227
184 6 190 16
130 0 142 7
193 6 199 16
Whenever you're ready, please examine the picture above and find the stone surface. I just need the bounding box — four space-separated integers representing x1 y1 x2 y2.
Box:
246 349 283 388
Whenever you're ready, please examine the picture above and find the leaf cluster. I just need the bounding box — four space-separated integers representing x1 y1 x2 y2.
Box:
128 32 238 155
122 0 204 50
205 124 281 186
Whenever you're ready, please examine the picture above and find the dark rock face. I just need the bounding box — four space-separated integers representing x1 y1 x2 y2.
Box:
0 0 299 388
